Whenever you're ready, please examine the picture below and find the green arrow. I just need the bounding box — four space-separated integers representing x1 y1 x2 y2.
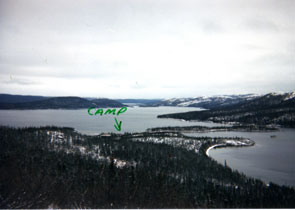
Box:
114 117 122 131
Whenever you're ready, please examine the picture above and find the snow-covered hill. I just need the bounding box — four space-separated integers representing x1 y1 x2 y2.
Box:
151 94 261 108
150 92 295 109
158 91 295 127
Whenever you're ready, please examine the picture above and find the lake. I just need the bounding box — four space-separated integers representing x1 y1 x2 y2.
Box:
0 107 221 135
0 107 294 187
184 129 295 187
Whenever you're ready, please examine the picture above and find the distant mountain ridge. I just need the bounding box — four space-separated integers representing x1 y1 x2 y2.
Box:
158 92 295 127
116 99 162 105
0 94 48 103
90 98 124 107
0 95 125 109
148 94 260 108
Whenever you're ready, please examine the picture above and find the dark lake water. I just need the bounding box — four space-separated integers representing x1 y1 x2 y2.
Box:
0 107 294 187
0 107 220 135
184 129 295 187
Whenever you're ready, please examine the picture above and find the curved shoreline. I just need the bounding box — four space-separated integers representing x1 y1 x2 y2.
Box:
206 144 226 157
205 139 255 157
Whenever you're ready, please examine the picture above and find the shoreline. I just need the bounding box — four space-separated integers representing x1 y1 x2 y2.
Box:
205 139 255 157
206 144 226 157
147 124 279 133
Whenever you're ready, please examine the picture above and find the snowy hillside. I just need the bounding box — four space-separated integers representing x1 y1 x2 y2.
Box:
151 94 261 108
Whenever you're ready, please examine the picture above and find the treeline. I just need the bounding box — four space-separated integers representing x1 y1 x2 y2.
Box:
158 99 295 128
147 125 278 132
0 96 124 109
0 127 294 208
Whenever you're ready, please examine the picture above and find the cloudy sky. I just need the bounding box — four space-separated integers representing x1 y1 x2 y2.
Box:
0 0 294 98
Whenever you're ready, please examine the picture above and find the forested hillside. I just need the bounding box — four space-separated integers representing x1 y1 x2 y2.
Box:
158 92 295 127
0 127 294 208
0 96 125 109
0 94 48 103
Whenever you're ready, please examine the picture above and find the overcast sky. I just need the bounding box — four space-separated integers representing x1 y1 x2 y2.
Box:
0 0 294 98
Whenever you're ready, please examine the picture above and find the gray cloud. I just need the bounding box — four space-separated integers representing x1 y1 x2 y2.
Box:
251 52 295 67
201 20 224 34
244 18 278 32
1 75 40 86
0 0 294 98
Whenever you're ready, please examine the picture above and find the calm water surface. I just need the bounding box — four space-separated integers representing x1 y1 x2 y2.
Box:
0 107 221 134
184 130 295 187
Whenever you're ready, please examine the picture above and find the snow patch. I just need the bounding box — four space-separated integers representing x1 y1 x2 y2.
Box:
284 91 295 101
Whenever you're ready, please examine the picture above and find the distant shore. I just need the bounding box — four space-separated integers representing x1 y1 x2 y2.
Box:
147 124 279 133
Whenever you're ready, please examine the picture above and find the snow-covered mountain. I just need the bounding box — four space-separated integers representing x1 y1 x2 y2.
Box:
150 94 261 108
158 91 295 127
